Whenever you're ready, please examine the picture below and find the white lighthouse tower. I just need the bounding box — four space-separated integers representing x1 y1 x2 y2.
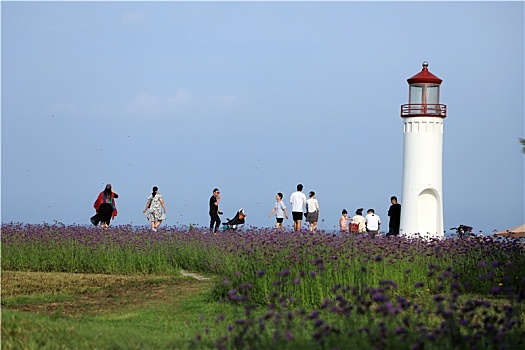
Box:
399 62 447 238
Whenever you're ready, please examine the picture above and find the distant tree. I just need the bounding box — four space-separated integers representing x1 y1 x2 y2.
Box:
521 138 525 154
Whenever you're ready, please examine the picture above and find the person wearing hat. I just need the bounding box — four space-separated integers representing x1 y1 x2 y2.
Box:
306 191 320 232
92 184 118 228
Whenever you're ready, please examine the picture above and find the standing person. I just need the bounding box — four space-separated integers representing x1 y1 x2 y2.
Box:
290 184 307 232
387 196 402 236
351 208 366 233
209 188 223 234
306 191 320 232
268 192 289 230
143 186 167 232
92 184 118 228
339 209 349 232
365 208 381 236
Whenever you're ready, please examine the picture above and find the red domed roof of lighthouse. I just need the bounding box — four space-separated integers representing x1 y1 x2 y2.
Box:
407 61 442 84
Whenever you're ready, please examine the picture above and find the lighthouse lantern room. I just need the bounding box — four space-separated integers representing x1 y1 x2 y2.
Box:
399 62 447 238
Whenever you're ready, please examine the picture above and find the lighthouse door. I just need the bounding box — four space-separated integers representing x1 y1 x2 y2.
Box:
417 189 438 236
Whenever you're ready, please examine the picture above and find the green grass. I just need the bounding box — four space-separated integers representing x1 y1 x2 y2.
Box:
1 271 232 349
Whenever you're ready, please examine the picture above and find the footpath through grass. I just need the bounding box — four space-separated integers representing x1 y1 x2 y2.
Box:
1 271 231 349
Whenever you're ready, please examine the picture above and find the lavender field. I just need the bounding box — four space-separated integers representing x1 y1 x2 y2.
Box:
2 222 525 349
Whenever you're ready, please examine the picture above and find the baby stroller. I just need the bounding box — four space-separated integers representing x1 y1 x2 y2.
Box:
223 208 246 230
450 224 473 238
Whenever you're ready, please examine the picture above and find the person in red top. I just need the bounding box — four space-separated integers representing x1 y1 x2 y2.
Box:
91 184 118 228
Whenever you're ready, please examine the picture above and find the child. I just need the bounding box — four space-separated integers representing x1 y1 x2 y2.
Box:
339 209 349 232
269 192 289 230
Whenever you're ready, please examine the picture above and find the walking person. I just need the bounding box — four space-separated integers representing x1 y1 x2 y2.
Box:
209 188 223 234
92 184 118 228
290 184 307 232
386 196 401 236
306 191 320 232
365 208 381 237
143 186 167 232
351 208 366 234
268 192 289 231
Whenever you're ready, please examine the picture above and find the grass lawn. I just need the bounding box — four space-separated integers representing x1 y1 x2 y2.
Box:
1 271 232 349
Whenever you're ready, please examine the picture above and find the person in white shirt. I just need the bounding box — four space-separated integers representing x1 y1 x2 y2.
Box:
268 192 289 230
306 191 320 232
365 208 381 236
351 208 367 233
290 184 307 232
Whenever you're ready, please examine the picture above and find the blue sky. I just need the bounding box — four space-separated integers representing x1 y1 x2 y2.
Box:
2 1 524 233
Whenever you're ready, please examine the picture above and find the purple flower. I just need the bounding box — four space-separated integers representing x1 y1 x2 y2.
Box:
278 269 290 277
313 319 324 328
372 293 388 302
433 295 445 303
490 286 501 295
394 327 407 335
308 310 320 319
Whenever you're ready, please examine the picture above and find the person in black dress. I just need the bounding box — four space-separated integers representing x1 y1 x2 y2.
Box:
92 184 118 228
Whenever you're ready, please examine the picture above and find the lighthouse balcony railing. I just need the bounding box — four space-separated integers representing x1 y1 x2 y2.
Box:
401 104 446 118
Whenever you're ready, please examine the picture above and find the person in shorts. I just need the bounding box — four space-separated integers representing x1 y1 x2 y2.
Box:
306 191 320 232
268 192 289 231
290 184 307 232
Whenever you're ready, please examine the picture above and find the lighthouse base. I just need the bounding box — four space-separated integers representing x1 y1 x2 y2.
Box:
399 188 444 239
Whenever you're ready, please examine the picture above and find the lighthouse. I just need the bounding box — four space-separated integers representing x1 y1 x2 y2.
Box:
399 62 447 238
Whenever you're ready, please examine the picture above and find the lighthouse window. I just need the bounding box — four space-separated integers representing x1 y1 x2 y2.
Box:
413 122 418 132
428 122 434 132
406 122 412 133
409 85 424 105
421 122 427 132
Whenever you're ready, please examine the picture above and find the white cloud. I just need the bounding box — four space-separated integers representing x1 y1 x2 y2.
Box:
129 90 191 116
128 90 246 120
210 94 238 105
45 102 76 115
120 11 148 26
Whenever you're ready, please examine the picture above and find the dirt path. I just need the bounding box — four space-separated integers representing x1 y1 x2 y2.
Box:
180 269 211 280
